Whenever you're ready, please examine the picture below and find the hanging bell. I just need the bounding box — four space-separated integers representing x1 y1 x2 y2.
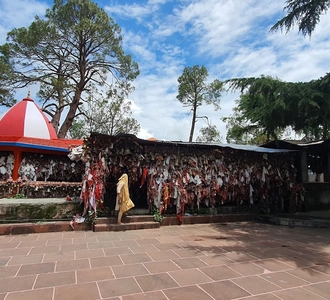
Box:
124 148 132 155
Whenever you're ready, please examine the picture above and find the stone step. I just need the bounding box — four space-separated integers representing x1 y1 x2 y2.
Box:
0 221 92 235
258 214 330 228
0 213 257 235
97 215 155 224
97 213 256 226
128 208 150 215
94 221 160 232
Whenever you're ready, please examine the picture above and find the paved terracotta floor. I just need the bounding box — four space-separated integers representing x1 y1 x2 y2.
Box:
0 222 330 300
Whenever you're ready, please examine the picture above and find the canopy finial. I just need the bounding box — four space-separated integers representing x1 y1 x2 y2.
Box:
27 89 31 98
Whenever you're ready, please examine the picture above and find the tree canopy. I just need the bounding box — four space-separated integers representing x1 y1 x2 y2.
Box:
270 0 330 36
222 107 270 145
68 87 140 139
177 65 223 142
196 124 222 143
0 46 15 107
224 73 330 143
226 0 330 144
1 0 139 138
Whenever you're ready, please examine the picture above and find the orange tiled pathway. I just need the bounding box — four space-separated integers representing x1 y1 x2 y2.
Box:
0 222 330 300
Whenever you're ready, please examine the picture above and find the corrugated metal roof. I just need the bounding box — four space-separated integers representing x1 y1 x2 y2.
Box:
166 141 295 153
295 140 324 146
89 133 296 153
261 139 324 150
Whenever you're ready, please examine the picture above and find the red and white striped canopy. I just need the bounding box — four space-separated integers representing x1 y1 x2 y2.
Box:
0 96 58 140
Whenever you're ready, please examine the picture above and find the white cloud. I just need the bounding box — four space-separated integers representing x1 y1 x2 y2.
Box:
0 0 49 44
120 0 330 140
104 0 167 21
105 3 151 20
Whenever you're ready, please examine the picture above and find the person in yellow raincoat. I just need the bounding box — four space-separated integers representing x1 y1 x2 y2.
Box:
116 173 135 224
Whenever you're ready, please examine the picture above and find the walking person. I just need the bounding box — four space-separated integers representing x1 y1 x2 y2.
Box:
116 173 135 224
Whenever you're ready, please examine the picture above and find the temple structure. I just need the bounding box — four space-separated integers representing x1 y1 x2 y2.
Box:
0 94 82 183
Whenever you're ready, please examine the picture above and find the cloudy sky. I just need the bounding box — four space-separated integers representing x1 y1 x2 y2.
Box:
1 0 330 142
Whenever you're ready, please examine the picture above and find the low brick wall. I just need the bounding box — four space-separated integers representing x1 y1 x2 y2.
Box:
0 181 81 199
0 200 82 221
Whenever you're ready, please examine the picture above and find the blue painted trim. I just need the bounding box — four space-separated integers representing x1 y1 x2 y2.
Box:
0 142 68 153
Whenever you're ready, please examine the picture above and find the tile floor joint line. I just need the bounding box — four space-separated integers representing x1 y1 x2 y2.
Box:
197 284 219 300
132 275 144 294
270 291 285 300
165 270 182 287
15 264 22 277
281 270 311 284
286 268 322 284
160 289 171 300
95 280 103 300
197 267 216 282
257 273 288 290
225 264 248 278
227 277 257 296
301 286 329 300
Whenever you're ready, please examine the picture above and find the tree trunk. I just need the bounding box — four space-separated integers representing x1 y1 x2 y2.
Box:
51 88 65 134
51 109 61 134
189 104 197 142
57 90 81 138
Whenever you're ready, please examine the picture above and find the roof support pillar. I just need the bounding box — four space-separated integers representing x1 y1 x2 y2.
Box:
324 141 330 182
12 149 22 180
299 149 308 183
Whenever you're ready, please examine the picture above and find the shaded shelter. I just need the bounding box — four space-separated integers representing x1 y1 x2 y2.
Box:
75 133 301 216
0 94 83 198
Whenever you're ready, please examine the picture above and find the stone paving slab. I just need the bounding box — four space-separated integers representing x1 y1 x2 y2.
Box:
0 222 330 300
